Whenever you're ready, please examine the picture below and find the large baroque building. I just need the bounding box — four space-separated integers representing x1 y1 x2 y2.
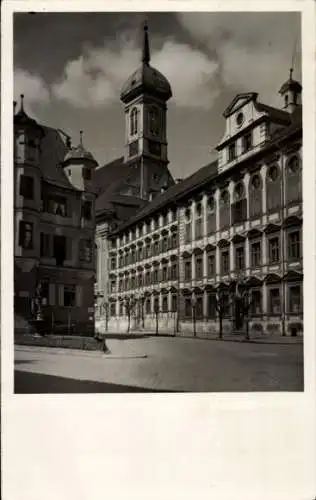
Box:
14 97 97 334
104 70 303 338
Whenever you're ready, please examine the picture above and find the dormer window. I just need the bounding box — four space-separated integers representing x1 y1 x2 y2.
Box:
242 131 252 153
228 142 236 162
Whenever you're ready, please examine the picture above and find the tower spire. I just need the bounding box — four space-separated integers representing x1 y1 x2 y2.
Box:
80 130 83 146
142 21 150 65
20 94 24 112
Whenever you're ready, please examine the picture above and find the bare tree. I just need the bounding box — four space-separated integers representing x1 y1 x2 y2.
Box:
216 289 228 339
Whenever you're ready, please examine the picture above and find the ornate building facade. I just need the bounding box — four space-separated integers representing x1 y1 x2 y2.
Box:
104 72 303 338
14 97 97 335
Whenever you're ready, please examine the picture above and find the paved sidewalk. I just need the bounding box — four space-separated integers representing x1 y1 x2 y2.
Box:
105 330 303 345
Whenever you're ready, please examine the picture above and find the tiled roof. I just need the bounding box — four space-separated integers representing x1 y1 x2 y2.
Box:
255 102 291 124
40 126 75 190
110 160 218 235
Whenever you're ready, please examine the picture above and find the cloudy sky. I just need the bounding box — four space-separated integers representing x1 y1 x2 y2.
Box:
14 11 301 179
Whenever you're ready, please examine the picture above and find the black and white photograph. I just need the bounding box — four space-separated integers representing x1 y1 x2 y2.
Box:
11 10 305 393
2 2 316 500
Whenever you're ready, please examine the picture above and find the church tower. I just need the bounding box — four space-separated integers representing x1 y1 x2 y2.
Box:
120 23 174 200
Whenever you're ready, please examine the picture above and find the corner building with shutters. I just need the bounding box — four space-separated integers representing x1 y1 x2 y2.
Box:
14 97 97 335
106 71 303 338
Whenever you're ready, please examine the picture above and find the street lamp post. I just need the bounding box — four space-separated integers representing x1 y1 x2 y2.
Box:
154 300 159 336
191 291 197 338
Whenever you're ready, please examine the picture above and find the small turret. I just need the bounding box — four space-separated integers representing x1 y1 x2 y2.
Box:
62 130 98 192
279 68 302 114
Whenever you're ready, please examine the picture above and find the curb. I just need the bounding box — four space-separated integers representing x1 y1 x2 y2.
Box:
15 345 148 359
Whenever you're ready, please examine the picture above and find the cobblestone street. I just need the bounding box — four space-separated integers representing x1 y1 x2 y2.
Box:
14 336 303 392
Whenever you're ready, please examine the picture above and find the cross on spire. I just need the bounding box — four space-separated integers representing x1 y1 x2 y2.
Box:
289 67 293 80
20 94 24 111
142 21 150 65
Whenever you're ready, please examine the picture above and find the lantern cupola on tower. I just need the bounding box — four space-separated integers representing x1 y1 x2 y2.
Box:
279 68 302 114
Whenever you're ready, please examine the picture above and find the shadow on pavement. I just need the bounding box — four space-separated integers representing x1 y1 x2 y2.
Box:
14 370 177 393
15 359 38 365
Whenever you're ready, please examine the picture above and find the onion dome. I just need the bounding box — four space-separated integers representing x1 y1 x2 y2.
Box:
63 130 98 166
279 68 302 95
120 23 172 103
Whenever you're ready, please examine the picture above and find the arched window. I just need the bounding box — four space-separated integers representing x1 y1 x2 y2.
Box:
149 106 160 136
232 181 247 224
219 189 230 229
266 164 281 211
195 202 203 239
249 173 262 218
130 108 138 136
184 207 192 243
207 195 216 234
286 155 301 204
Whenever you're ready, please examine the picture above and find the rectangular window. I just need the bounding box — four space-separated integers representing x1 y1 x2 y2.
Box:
195 257 203 280
19 221 33 249
110 280 116 293
235 246 245 271
184 260 192 281
53 235 66 266
162 237 168 252
145 299 151 314
221 250 229 275
207 253 215 277
79 239 92 263
41 282 49 306
207 293 217 317
81 200 92 220
64 285 76 307
171 294 177 312
268 237 280 263
110 257 116 270
251 241 261 268
44 194 67 217
82 167 91 180
243 132 252 153
162 296 168 312
251 290 262 315
232 199 247 224
162 267 168 281
119 303 124 316
40 233 51 257
228 142 236 162
171 232 178 249
153 267 159 283
110 303 116 317
269 288 281 314
171 263 178 280
185 298 191 317
288 285 301 313
288 231 301 260
195 218 203 239
185 223 192 243
196 296 203 319
145 272 151 285
19 175 34 200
